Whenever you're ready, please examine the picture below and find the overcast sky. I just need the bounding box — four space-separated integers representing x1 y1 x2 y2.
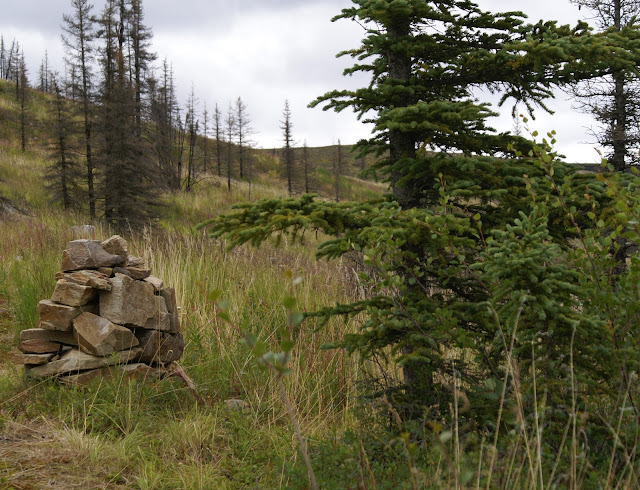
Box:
0 0 608 162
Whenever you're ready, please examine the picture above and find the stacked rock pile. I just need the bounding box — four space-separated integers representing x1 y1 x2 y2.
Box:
11 235 184 385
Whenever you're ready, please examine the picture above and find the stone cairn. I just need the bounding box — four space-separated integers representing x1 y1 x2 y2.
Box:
11 235 184 385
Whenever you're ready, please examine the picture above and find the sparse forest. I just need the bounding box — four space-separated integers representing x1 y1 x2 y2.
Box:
2 0 640 488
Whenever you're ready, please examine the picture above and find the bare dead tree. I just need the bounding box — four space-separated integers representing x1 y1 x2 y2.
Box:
569 0 640 171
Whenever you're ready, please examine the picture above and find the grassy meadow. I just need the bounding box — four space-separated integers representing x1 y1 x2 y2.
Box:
3 78 640 489
0 79 421 488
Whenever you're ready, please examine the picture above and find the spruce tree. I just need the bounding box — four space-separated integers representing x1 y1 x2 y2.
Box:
96 0 161 230
46 74 82 210
62 0 97 219
200 0 640 418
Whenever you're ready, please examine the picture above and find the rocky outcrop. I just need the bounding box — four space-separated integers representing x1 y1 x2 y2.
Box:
12 235 183 385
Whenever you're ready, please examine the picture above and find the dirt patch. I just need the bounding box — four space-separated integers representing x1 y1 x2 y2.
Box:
0 419 131 489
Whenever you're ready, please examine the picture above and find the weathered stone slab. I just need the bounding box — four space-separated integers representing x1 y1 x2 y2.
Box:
58 367 112 386
20 328 77 345
99 273 156 327
50 280 97 307
18 339 61 354
28 347 141 377
38 300 96 331
55 270 112 291
143 296 171 332
144 276 164 291
61 239 124 272
159 288 180 334
124 266 151 280
101 235 128 265
112 266 151 280
135 330 184 364
59 363 164 386
73 312 139 357
12 352 55 365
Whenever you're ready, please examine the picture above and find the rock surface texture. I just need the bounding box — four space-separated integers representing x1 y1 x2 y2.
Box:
12 235 183 385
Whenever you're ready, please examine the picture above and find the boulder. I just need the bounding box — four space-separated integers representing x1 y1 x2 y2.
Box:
50 280 97 307
97 267 114 277
101 235 128 265
55 270 112 291
28 347 140 377
18 339 61 354
38 300 96 331
12 352 56 365
73 312 139 357
61 239 124 272
135 330 184 364
20 328 77 345
143 296 171 332
159 288 180 334
99 273 156 327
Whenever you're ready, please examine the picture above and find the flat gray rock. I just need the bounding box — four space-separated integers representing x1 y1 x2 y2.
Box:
135 330 184 364
18 339 61 354
159 288 180 334
20 328 77 345
59 363 164 386
61 239 124 272
101 235 128 265
12 352 55 365
143 296 171 332
73 312 139 357
38 300 96 331
55 270 112 291
99 274 156 327
28 347 141 377
50 280 97 307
